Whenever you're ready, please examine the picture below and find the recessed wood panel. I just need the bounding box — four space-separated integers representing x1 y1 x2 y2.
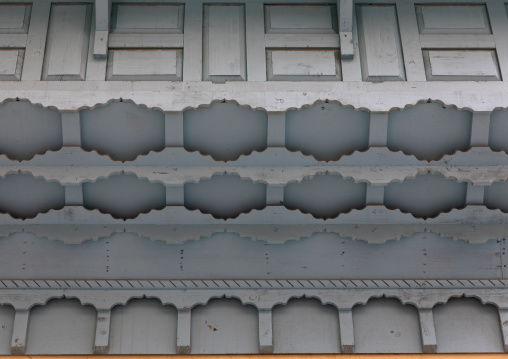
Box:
0 50 23 80
357 5 405 81
267 50 340 81
417 5 491 34
264 5 336 34
0 4 31 34
107 50 182 81
423 50 501 81
203 5 246 81
42 4 92 80
112 4 183 33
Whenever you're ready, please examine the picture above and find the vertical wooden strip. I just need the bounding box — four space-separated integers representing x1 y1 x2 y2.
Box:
470 111 491 146
498 308 508 352
183 2 203 81
166 185 184 205
396 1 426 81
94 309 111 354
365 186 385 205
266 185 284 206
466 183 485 205
65 185 84 206
487 1 508 81
245 3 266 82
341 5 362 82
259 309 273 353
177 309 191 354
86 7 107 81
338 309 355 353
339 0 354 58
165 113 184 147
10 309 29 355
61 112 82 146
418 309 438 354
267 113 285 147
368 112 388 147
21 0 51 81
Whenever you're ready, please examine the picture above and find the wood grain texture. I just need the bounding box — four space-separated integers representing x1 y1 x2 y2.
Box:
267 50 340 81
0 50 23 80
106 50 182 81
112 4 183 33
265 5 336 33
416 5 490 34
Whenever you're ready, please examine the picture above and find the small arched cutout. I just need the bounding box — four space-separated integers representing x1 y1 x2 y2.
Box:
387 103 472 161
0 173 65 219
273 297 340 353
80 101 165 161
433 297 504 353
285 102 370 161
191 298 259 354
384 173 467 218
184 102 268 161
353 298 422 353
185 174 266 219
26 298 96 355
110 298 177 354
0 101 62 160
284 174 366 219
83 173 166 219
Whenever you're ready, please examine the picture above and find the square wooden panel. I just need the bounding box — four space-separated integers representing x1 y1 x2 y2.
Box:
266 50 341 81
106 50 182 81
111 4 184 34
416 5 491 34
0 4 31 34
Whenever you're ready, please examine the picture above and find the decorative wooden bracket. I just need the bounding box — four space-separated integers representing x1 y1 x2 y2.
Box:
93 0 112 58
339 0 354 58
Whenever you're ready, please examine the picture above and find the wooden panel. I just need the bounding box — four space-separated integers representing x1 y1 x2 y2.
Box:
107 50 182 81
423 50 501 81
0 34 27 48
267 50 340 81
0 5 31 34
112 4 183 34
0 50 23 80
357 5 405 81
417 5 491 34
42 4 92 81
108 33 184 49
203 5 246 82
420 34 495 49
264 5 336 34
265 34 339 48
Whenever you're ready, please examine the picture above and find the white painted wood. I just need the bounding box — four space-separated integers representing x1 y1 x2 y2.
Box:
267 50 339 81
112 4 183 33
182 1 203 82
498 308 508 352
0 4 30 34
470 111 491 146
420 34 496 49
357 5 405 81
93 0 111 58
266 185 284 205
165 113 184 146
396 1 426 81
93 309 111 354
369 112 388 147
203 5 246 82
42 4 92 80
177 309 191 354
0 34 27 48
61 112 81 146
108 33 183 48
338 309 354 353
341 5 362 81
418 309 437 353
10 309 29 355
423 50 501 81
85 7 107 81
417 5 490 34
339 0 354 58
265 34 340 48
267 113 285 146
486 1 508 81
265 5 336 34
258 309 273 353
93 30 109 58
245 3 266 82
21 0 50 81
0 50 23 80
106 50 182 81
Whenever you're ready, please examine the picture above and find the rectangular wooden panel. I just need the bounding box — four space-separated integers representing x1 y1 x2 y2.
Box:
0 50 24 80
267 50 340 81
420 34 495 49
106 50 182 81
112 5 183 34
42 4 92 80
0 5 31 34
0 34 28 48
357 5 405 81
265 34 339 49
417 5 491 34
203 5 246 82
423 50 500 81
108 33 184 49
264 5 336 34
